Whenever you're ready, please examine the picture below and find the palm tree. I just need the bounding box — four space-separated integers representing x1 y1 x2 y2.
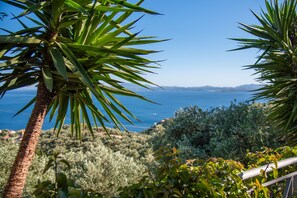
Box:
233 0 297 144
0 0 162 196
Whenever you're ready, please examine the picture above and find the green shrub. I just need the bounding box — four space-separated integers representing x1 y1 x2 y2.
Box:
38 127 154 164
63 145 146 197
210 102 280 159
120 145 297 198
33 153 102 198
0 133 147 197
240 146 297 198
120 147 250 198
151 102 283 161
0 143 54 197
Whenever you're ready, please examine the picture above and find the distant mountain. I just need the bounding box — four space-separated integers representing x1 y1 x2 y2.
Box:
18 82 262 93
233 84 263 91
159 84 263 92
121 83 263 92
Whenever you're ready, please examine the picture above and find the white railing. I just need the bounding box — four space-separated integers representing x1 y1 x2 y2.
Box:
239 157 297 197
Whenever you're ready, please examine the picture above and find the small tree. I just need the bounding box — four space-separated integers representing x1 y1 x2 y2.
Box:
0 0 162 196
233 0 297 144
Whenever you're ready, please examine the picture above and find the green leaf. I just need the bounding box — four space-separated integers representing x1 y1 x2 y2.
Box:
53 94 69 135
49 47 68 80
59 159 71 170
107 0 159 15
56 173 68 187
78 96 94 137
13 96 36 117
42 66 53 92
16 1 50 18
0 35 43 44
94 6 135 12
43 158 54 174
65 0 89 16
56 42 94 90
49 97 59 122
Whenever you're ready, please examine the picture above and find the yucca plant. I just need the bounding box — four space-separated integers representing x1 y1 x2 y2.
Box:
233 0 297 144
0 0 162 196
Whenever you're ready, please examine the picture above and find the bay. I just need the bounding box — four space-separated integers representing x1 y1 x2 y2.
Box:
0 88 254 132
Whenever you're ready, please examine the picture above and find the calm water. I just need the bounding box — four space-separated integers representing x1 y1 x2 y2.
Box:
0 89 253 132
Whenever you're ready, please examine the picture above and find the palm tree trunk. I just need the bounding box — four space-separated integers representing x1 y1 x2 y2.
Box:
3 81 54 198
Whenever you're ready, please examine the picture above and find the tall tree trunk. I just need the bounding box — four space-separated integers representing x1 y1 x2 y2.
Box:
3 81 54 198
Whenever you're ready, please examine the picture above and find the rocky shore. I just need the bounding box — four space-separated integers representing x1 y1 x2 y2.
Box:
0 129 24 142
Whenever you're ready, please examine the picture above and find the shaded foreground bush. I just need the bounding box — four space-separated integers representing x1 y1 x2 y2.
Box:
121 146 297 198
120 147 249 198
150 102 283 161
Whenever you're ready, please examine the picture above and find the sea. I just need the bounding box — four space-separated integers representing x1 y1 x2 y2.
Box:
0 88 255 132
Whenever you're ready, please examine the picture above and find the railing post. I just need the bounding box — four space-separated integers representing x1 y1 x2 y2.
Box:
293 175 297 195
283 177 293 198
283 175 297 198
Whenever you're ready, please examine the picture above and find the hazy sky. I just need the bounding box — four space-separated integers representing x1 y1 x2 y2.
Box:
0 1 268 87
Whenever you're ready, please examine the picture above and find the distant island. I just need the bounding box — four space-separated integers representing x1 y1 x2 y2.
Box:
122 83 263 92
161 84 263 92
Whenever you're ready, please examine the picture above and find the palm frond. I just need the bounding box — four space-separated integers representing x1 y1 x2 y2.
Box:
233 0 297 144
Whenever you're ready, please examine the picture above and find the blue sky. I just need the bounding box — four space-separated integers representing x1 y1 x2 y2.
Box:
0 1 268 87
136 0 267 87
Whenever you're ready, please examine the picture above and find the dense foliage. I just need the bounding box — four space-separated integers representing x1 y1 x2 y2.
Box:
120 148 249 198
150 102 283 161
121 146 297 198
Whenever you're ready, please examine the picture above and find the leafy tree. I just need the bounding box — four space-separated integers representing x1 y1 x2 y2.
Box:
150 102 281 161
233 0 297 144
0 0 161 196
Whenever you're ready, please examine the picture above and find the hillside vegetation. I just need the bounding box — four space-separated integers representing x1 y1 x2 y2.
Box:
0 102 291 197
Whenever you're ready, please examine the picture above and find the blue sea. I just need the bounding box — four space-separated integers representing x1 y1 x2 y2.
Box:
0 88 254 132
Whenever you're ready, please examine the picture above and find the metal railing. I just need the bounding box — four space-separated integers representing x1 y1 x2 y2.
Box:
239 157 297 198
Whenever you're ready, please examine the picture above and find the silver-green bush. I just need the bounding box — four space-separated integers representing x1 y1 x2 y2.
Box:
0 140 146 197
0 143 54 197
63 145 146 197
